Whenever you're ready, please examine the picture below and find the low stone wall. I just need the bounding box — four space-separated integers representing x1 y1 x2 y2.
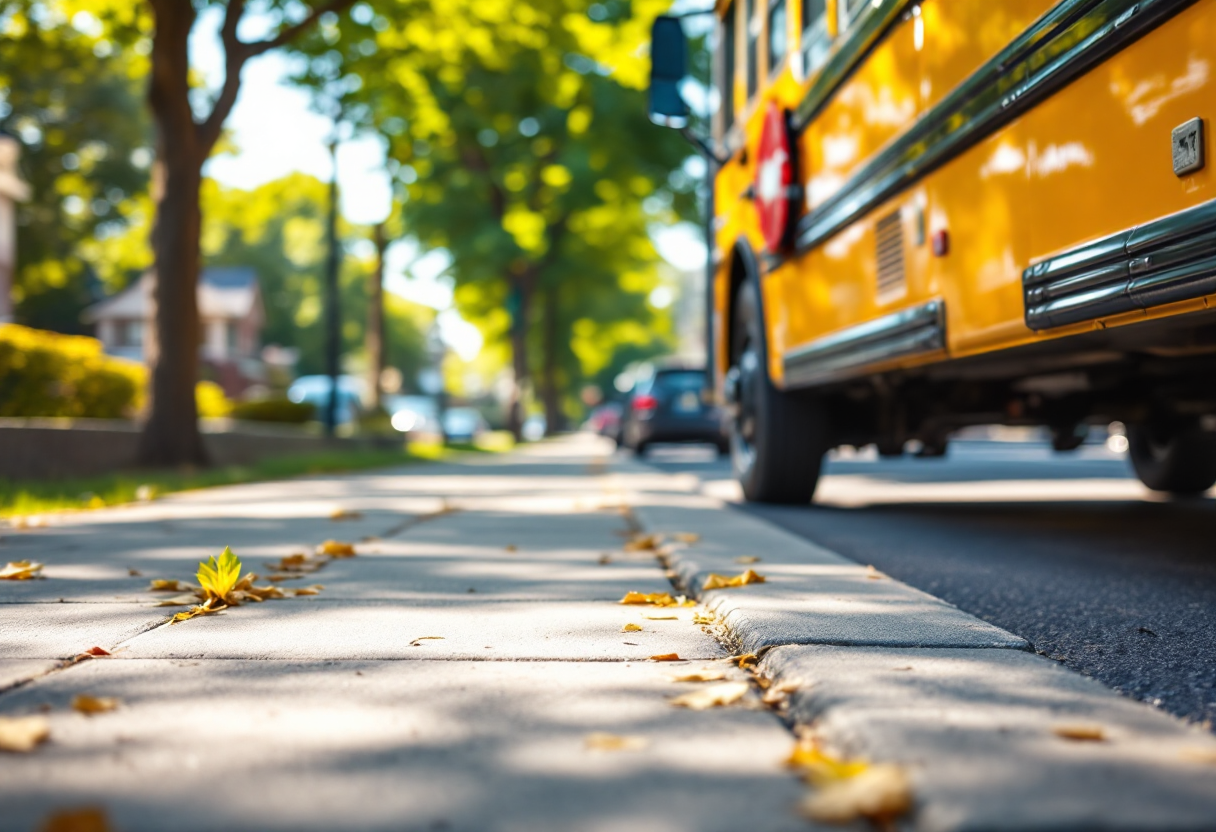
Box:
0 418 373 480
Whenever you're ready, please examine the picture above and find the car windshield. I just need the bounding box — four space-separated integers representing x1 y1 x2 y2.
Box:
656 371 706 392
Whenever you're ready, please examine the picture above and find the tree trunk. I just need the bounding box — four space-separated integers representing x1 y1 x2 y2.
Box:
138 1 207 467
507 279 533 441
366 223 386 411
540 285 562 436
322 141 342 436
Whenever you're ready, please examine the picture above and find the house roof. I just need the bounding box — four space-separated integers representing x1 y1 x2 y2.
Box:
83 268 263 323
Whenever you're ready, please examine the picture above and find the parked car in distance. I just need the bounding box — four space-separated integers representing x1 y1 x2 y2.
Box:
588 402 624 445
386 394 441 437
443 407 489 443
620 366 727 456
287 375 364 425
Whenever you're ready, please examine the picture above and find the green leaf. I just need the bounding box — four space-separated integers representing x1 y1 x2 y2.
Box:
196 546 242 602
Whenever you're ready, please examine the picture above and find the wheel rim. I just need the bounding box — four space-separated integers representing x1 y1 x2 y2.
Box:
731 338 761 475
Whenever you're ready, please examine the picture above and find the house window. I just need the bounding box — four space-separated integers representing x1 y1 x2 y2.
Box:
746 0 759 98
227 321 240 355
802 0 830 74
768 0 787 71
115 320 143 347
721 2 736 133
838 0 867 31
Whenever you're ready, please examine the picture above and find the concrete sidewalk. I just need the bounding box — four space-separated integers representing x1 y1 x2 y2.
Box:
2 435 1214 831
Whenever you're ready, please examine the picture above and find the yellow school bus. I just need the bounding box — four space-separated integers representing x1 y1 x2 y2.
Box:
649 0 1216 502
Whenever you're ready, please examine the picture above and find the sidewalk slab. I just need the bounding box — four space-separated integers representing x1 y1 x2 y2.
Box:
0 659 57 690
628 493 1026 652
763 645 1216 831
2 603 166 659
118 599 727 662
0 658 809 832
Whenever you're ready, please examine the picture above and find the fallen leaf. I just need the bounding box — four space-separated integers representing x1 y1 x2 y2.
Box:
865 565 883 580
127 568 142 577
148 579 194 592
668 670 726 683
0 715 50 752
670 681 750 710
787 742 870 782
504 544 517 552
692 611 715 625
329 509 364 521
38 806 113 832
1 560 44 580
83 647 110 657
287 585 323 596
734 555 761 564
619 591 680 607
170 597 227 624
650 653 682 662
1052 723 1106 742
71 695 119 715
264 553 320 573
196 547 242 604
596 554 612 565
762 681 801 705
673 532 700 543
584 732 648 751
409 636 445 646
317 540 356 557
702 569 766 590
622 623 643 632
801 764 912 824
641 613 678 620
731 653 758 668
154 593 202 607
623 533 662 552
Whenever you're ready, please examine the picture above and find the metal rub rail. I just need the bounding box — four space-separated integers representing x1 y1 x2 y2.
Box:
1023 199 1216 330
782 300 945 389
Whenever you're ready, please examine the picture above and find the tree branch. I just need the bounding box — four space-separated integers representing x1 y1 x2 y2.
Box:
196 0 356 153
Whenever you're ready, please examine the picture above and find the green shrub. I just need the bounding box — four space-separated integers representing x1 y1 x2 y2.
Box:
0 324 145 418
229 397 315 424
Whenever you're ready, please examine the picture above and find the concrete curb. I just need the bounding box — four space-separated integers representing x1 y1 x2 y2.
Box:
614 457 1216 831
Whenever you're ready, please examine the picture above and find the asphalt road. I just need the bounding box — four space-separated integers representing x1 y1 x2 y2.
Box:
636 438 1216 729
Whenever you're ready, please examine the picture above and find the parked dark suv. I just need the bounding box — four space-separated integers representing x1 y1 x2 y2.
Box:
621 366 728 456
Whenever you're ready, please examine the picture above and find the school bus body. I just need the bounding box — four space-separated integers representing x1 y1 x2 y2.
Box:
703 0 1216 497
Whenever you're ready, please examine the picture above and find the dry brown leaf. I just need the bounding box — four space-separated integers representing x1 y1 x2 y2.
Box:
668 670 726 683
670 681 750 710
650 653 682 662
287 585 323 596
37 807 113 832
71 695 119 715
329 509 363 521
409 636 445 646
673 532 700 544
0 715 50 752
623 533 663 552
692 611 715 625
731 653 758 668
734 555 761 564
801 764 912 824
127 568 142 577
243 584 285 601
584 732 648 751
504 544 518 552
83 646 110 657
641 613 678 620
1 560 44 580
148 579 194 593
865 565 883 580
317 540 356 557
702 569 766 590
170 598 227 624
622 623 643 633
1052 723 1106 741
265 553 321 573
596 554 612 565
154 593 202 607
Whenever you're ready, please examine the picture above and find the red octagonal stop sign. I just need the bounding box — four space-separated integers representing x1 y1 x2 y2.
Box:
755 102 794 253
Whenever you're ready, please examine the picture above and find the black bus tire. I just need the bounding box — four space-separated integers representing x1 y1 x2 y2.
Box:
1127 424 1216 495
729 281 828 504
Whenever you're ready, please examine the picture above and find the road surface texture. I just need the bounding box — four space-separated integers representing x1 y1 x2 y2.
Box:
642 438 1216 728
2 434 1215 831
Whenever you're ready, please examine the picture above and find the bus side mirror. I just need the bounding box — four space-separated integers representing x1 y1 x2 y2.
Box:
649 16 689 128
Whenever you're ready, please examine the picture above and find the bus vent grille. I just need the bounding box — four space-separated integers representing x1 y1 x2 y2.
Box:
875 210 905 298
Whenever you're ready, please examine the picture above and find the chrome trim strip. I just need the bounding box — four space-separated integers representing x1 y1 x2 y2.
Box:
791 0 1197 256
1023 200 1216 330
782 300 945 388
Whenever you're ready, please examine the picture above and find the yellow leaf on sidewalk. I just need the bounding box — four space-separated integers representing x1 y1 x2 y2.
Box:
702 569 766 590
787 742 870 782
329 509 363 521
623 533 662 552
673 533 700 543
622 623 643 632
619 591 676 606
670 681 750 710
0 715 50 752
693 611 715 625
154 593 202 607
1052 723 1106 741
317 540 356 557
668 670 726 683
801 764 912 824
196 547 242 603
38 806 113 832
71 695 119 715
650 653 682 662
0 560 44 580
148 579 194 592
641 613 678 620
584 732 648 751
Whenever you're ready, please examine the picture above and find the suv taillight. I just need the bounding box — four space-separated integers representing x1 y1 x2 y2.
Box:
633 394 658 411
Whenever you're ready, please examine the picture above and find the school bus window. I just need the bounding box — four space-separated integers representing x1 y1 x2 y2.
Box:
745 0 759 98
801 0 829 75
837 0 866 31
721 2 737 133
768 0 787 71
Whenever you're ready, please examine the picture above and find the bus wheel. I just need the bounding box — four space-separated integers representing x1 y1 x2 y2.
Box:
728 281 828 504
1126 423 1216 495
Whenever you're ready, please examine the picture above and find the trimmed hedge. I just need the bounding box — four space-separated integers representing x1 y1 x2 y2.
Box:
229 398 315 424
0 324 145 419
